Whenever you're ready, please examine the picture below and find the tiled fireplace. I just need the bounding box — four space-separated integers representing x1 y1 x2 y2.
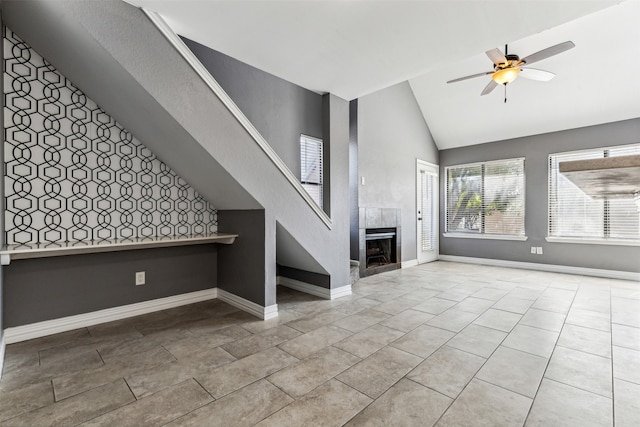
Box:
359 207 401 277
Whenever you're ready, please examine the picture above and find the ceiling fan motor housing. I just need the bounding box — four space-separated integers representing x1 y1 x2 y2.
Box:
497 54 521 69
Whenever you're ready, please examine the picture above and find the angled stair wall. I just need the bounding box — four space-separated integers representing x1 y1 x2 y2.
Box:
2 0 350 310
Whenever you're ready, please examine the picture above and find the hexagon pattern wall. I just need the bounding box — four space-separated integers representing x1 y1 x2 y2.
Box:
3 28 218 245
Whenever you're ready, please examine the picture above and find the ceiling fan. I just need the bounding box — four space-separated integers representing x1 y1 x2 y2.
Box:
447 41 575 102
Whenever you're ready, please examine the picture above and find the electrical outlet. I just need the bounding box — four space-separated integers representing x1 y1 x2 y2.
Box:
536 247 543 255
530 246 536 254
135 271 145 285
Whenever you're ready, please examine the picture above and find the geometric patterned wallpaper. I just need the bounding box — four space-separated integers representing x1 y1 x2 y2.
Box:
3 27 217 245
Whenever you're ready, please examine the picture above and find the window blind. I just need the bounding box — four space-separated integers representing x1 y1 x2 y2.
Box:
420 170 436 251
300 135 323 208
548 144 640 243
446 158 525 236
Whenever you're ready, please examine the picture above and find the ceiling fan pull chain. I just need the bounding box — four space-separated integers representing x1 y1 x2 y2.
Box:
504 84 507 103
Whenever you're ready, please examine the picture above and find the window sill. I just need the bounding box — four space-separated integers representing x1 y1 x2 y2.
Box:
443 233 528 241
545 237 640 247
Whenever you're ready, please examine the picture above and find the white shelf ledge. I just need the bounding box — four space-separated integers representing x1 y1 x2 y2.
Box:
0 233 238 265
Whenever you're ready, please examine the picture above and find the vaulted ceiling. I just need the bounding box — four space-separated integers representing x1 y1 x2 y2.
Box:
126 0 640 149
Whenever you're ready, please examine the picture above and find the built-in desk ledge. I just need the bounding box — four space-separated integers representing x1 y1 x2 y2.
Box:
0 233 238 265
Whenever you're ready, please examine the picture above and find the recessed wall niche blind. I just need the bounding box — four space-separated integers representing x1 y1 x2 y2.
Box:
420 170 436 251
548 144 640 243
446 158 525 236
300 135 323 209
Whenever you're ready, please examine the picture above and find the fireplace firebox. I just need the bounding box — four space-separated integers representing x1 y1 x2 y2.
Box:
359 207 402 277
366 228 397 268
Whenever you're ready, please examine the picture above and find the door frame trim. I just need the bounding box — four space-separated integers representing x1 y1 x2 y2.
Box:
416 159 439 264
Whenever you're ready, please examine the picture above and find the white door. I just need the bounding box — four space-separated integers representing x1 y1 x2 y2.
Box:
417 160 439 264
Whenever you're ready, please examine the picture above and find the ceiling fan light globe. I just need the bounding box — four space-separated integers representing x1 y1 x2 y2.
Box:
492 67 520 85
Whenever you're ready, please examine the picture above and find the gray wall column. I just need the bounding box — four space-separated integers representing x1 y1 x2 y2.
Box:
217 210 270 306
349 100 359 261
326 94 351 288
358 82 439 263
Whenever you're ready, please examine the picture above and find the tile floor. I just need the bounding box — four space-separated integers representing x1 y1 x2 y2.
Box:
1 261 639 426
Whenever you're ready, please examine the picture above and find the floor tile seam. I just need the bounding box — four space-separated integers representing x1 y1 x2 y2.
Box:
435 377 532 427
609 292 617 427
473 371 542 400
331 374 378 404
522 289 577 426
564 320 611 333
610 341 640 352
52 372 127 403
403 376 456 402
191 377 217 402
554 343 613 362
113 378 216 425
469 321 517 334
499 342 553 360
336 371 405 402
516 319 563 333
611 320 640 329
539 375 614 400
612 374 640 387
541 306 614 401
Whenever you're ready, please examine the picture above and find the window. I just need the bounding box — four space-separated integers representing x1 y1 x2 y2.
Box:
548 144 640 244
300 135 323 208
445 158 525 239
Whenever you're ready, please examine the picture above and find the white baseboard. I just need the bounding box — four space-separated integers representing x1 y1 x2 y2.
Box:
438 255 640 282
0 333 5 380
278 276 352 299
402 259 418 268
217 288 278 320
3 288 218 344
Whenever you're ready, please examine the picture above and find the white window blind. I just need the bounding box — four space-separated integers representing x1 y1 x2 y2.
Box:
420 170 436 251
548 144 640 243
446 158 525 236
300 135 323 208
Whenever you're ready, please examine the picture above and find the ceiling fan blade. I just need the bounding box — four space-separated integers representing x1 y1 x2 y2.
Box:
481 79 498 96
486 48 507 65
520 41 575 65
447 71 493 84
519 68 555 82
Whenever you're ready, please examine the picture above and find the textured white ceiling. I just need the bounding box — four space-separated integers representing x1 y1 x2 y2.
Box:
127 0 638 149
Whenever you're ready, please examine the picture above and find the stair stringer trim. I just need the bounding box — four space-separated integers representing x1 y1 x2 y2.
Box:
144 9 331 230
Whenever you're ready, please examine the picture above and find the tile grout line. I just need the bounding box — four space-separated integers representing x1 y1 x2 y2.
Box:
521 281 580 426
609 285 616 427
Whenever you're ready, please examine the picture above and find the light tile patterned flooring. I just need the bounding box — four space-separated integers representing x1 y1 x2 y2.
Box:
1 261 639 426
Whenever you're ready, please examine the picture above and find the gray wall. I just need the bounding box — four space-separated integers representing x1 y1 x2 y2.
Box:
358 82 439 262
183 37 324 178
3 245 218 327
439 117 640 273
217 210 267 306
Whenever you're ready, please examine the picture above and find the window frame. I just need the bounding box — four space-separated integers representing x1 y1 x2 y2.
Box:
444 157 527 241
546 144 640 246
299 134 323 209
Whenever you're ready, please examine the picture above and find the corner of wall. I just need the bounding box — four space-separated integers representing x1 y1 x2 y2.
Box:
217 209 269 306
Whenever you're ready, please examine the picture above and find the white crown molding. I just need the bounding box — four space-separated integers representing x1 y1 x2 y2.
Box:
217 288 278 320
277 276 352 299
439 255 640 281
3 288 218 344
